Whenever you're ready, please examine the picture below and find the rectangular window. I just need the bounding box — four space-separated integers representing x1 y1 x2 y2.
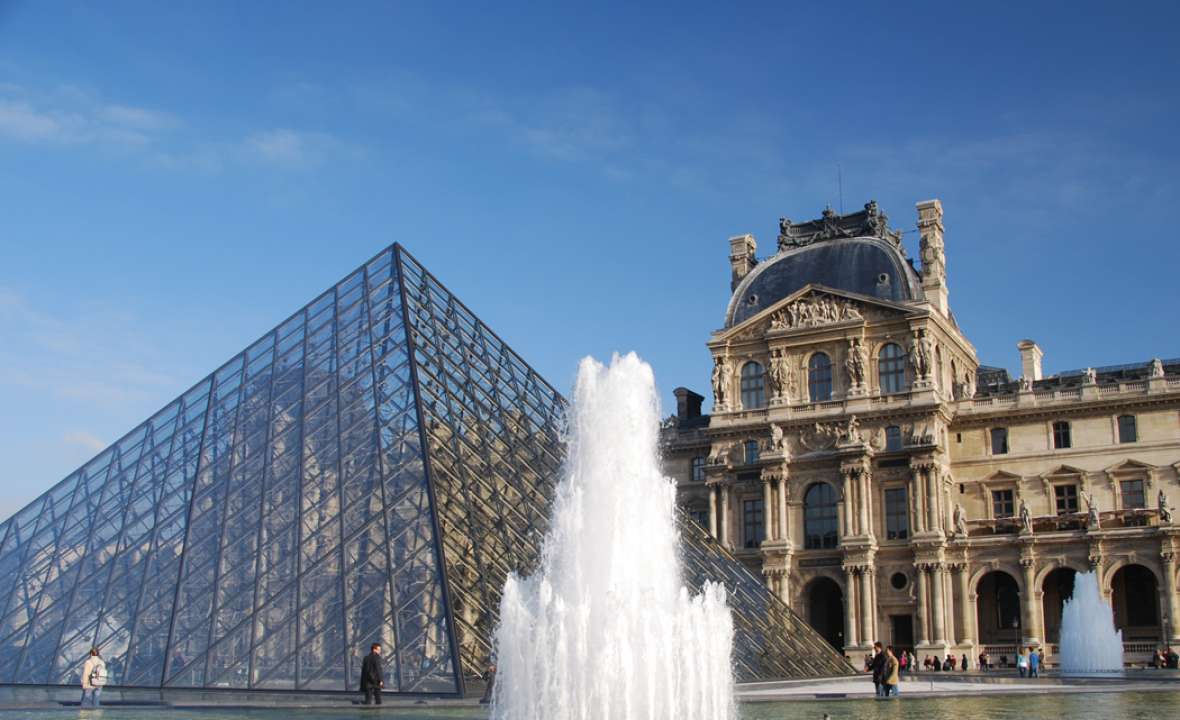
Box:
688 507 709 527
691 456 705 482
1121 479 1145 509
885 426 902 452
885 487 909 540
1053 421 1071 449
742 499 764 548
1117 415 1137 443
992 489 1015 518
744 440 760 465
990 427 1009 455
1054 484 1078 515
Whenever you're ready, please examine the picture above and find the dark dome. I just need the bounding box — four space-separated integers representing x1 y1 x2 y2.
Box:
726 236 922 327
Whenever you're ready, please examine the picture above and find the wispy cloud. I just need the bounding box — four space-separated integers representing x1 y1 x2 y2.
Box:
63 431 106 453
244 128 355 168
0 84 179 147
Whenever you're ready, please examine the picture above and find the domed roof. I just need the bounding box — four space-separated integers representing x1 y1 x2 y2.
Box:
726 234 923 328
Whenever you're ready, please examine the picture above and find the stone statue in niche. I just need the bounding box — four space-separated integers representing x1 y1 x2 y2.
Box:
908 330 931 379
767 349 789 400
711 355 728 408
1159 489 1173 525
1019 499 1032 534
769 422 785 452
953 503 968 537
844 337 867 388
1084 492 1100 529
843 415 862 444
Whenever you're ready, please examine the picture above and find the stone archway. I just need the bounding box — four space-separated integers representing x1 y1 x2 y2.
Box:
1110 564 1160 640
1041 567 1078 645
805 577 845 650
976 570 1021 645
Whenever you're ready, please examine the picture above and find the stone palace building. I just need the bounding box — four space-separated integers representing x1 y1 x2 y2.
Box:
663 200 1180 665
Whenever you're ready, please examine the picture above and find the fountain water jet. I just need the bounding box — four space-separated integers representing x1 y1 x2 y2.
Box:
1058 571 1124 673
491 353 735 720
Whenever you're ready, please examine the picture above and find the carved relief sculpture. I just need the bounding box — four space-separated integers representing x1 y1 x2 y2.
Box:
769 294 863 331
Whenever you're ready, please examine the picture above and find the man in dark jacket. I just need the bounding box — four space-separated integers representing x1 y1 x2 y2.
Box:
868 642 886 696
360 643 384 705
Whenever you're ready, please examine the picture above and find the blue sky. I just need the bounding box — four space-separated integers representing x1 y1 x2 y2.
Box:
2 1 1179 519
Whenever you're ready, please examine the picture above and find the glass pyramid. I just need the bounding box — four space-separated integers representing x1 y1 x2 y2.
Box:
0 244 850 695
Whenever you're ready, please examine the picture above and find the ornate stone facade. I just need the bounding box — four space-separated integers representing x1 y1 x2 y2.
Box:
665 200 1180 665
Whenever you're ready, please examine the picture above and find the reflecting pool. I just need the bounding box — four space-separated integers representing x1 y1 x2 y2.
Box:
0 691 1177 720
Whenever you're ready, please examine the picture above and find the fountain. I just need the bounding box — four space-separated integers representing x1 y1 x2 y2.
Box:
491 353 735 720
1058 571 1124 673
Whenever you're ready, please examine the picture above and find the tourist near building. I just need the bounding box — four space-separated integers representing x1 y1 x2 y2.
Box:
663 200 1180 665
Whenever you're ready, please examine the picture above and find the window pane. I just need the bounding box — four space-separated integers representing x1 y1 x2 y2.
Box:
743 499 764 548
1055 484 1078 515
1121 480 1145 509
878 343 906 394
740 362 766 410
885 426 902 452
1117 415 1137 443
690 456 705 482
885 488 908 540
1053 421 1071 449
744 441 759 465
808 354 832 402
804 483 838 549
992 489 1014 518
990 428 1008 455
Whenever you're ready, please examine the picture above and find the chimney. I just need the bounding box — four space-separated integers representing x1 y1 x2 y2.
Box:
673 387 704 423
916 199 948 316
1017 339 1043 381
728 234 757 291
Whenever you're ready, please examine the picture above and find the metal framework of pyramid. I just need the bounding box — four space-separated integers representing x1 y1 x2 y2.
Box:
0 244 851 695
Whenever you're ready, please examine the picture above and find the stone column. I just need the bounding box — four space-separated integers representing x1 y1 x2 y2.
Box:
860 567 876 645
930 562 947 645
1161 551 1180 643
910 469 925 534
924 467 939 533
1019 557 1042 647
956 563 974 645
708 484 718 538
843 468 858 536
720 485 730 549
762 478 775 542
779 566 791 604
777 477 789 542
915 565 930 645
859 471 872 538
844 571 859 648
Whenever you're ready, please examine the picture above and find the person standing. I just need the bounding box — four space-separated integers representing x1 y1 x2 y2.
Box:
869 642 886 697
1028 646 1040 678
480 663 496 704
80 647 107 708
360 643 384 705
961 653 969 671
1016 649 1027 677
882 646 900 698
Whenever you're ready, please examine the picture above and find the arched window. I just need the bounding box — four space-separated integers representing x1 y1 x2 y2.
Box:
808 353 832 402
690 456 705 482
878 342 907 394
804 482 839 549
740 361 766 409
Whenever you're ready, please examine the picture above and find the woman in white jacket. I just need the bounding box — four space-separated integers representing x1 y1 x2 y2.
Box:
80 647 107 708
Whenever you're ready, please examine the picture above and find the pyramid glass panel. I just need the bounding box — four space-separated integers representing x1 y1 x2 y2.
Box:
0 244 849 696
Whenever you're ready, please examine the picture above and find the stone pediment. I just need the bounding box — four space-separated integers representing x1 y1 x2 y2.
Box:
715 284 916 343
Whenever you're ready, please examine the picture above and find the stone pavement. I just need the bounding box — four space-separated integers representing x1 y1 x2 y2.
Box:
737 670 1180 702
